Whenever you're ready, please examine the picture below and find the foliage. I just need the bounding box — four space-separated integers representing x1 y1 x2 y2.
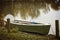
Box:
0 26 57 40
10 27 19 33
0 0 60 19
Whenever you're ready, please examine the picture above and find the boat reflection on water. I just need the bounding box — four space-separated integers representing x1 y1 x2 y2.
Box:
11 20 51 35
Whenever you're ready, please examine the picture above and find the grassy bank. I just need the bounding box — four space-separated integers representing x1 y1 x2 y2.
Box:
0 27 57 40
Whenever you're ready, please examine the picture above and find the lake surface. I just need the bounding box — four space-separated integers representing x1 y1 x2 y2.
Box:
4 8 60 36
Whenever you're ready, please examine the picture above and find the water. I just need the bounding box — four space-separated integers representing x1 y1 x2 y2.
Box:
4 9 60 36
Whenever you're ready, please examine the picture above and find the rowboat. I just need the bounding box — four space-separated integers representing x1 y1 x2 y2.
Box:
10 20 50 35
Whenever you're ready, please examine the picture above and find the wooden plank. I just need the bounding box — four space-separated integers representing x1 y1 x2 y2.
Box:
55 20 59 39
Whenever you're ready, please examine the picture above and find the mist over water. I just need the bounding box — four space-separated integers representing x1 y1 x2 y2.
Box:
4 8 60 36
0 0 60 36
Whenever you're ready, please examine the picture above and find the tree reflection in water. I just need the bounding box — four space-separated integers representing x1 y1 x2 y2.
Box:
0 0 60 19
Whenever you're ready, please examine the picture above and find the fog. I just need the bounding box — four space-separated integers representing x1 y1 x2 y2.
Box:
4 8 60 36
